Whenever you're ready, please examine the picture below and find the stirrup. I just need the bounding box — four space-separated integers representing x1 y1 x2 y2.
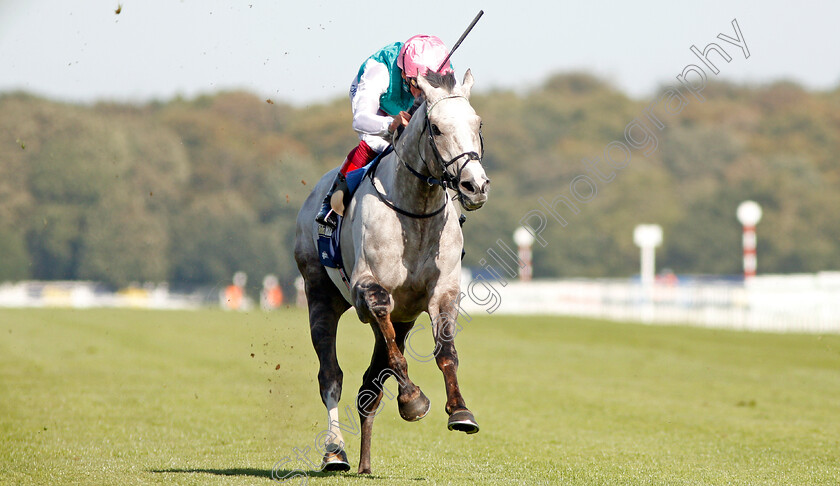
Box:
316 207 338 229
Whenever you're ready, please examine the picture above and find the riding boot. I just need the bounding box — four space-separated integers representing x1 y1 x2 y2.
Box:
315 172 347 229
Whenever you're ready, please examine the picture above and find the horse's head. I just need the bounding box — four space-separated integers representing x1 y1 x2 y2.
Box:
416 70 490 211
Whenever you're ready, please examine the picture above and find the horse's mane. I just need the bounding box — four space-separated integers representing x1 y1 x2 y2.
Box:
395 71 457 142
404 71 457 120
423 71 457 92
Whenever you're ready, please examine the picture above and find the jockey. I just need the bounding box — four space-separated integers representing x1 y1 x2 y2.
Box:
315 34 454 228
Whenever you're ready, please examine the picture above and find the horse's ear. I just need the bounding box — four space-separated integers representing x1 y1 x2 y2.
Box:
416 74 435 100
461 69 474 99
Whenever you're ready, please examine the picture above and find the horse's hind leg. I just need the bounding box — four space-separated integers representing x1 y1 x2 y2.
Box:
353 279 430 423
306 279 352 471
356 320 415 474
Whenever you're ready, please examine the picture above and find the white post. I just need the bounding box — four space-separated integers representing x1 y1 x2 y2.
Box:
737 201 762 282
633 224 663 323
633 224 663 287
513 227 535 282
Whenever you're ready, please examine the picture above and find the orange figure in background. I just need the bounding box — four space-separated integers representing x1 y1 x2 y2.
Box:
261 274 284 311
221 271 248 311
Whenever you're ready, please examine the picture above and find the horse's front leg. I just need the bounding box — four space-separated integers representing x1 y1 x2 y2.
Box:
353 277 431 422
430 297 480 434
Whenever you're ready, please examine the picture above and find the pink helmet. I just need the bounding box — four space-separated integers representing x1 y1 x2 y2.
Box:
397 34 454 78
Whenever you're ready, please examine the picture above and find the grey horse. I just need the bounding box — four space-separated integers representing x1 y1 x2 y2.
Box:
294 69 489 475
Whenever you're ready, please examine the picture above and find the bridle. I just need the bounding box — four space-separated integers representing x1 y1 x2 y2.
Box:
371 95 484 219
417 94 484 196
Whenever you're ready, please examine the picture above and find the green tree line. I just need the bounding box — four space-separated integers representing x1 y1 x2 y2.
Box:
1 73 838 290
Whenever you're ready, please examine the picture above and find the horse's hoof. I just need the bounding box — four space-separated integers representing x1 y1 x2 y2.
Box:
398 389 431 422
320 445 351 472
447 409 479 434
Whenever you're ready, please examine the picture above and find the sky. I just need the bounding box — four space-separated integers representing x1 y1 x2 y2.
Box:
1 0 839 106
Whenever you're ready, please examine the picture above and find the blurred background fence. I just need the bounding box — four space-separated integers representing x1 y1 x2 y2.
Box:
0 281 206 310
4 272 839 333
458 272 840 333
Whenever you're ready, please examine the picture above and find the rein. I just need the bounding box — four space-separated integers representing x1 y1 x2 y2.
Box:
367 157 448 219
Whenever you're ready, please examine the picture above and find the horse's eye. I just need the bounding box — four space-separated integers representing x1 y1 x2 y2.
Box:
431 124 442 136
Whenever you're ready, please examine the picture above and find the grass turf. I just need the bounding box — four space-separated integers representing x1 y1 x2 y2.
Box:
1 308 839 485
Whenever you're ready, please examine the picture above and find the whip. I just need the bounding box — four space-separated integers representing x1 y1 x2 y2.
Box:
436 10 484 73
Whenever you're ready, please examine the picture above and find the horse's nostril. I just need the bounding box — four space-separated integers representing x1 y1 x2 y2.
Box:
460 181 476 194
481 180 490 193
